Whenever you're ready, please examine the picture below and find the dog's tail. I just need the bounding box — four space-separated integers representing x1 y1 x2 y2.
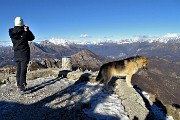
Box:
96 66 103 82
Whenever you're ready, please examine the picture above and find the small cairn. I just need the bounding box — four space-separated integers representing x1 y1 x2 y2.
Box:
62 56 72 71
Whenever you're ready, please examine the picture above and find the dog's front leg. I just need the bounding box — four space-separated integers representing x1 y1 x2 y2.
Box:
126 75 133 87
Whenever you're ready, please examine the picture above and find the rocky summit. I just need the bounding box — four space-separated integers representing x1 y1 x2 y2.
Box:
0 69 157 120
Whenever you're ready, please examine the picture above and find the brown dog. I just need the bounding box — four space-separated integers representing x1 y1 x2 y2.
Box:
96 56 148 88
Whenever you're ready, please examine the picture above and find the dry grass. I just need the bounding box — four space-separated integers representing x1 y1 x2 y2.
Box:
0 68 60 85
0 65 16 85
27 68 59 80
0 73 7 85
166 104 180 120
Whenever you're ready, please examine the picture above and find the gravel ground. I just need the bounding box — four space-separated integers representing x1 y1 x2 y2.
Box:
0 76 129 120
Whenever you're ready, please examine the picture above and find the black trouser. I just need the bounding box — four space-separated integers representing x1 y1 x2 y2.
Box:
15 60 29 87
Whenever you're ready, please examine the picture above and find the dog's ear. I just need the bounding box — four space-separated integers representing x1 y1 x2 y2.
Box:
142 57 148 62
143 58 148 64
142 57 149 69
145 57 149 63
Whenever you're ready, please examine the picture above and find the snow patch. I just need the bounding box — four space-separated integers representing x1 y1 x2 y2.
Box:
48 38 72 46
83 83 129 120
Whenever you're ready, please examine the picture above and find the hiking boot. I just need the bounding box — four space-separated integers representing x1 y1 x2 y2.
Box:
23 82 27 87
19 86 26 91
17 86 26 94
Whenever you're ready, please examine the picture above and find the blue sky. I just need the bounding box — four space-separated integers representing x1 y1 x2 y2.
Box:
0 0 180 42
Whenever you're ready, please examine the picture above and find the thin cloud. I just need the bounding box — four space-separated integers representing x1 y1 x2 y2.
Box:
163 33 180 38
80 34 90 38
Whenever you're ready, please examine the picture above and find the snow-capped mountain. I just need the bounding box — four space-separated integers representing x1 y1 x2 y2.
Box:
0 41 12 47
48 38 73 46
40 33 180 46
1 33 179 47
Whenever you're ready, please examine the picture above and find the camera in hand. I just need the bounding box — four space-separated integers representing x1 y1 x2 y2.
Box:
24 25 29 31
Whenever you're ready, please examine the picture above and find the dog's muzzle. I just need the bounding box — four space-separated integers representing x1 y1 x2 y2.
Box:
142 66 148 70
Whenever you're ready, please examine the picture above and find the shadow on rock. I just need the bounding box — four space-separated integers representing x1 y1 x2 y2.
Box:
1 72 120 120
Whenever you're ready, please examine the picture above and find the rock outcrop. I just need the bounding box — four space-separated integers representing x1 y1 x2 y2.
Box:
114 80 151 120
71 49 105 71
63 71 152 119
41 58 61 68
28 60 46 71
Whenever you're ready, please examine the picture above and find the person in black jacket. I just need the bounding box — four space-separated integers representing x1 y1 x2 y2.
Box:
9 17 35 92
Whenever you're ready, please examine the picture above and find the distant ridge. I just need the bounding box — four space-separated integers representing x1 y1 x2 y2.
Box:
1 33 179 47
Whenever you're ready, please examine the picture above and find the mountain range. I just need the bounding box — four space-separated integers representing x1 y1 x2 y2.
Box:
1 33 180 47
0 37 180 68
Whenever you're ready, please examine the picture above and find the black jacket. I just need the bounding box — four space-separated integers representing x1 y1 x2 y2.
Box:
9 26 35 61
